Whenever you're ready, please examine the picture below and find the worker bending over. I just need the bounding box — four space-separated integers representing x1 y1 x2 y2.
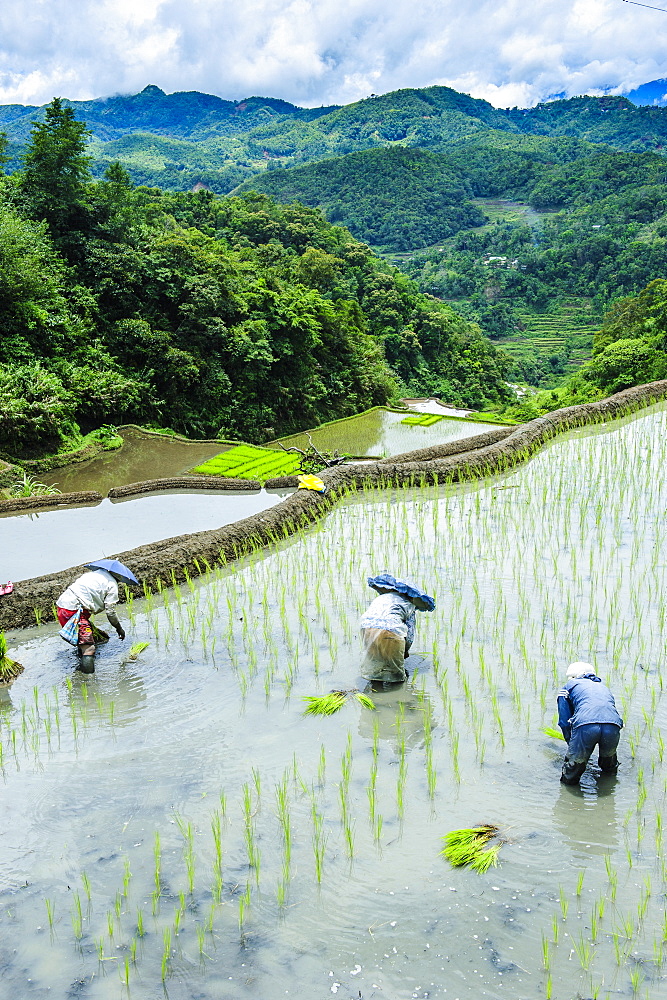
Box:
558 662 623 785
56 559 136 673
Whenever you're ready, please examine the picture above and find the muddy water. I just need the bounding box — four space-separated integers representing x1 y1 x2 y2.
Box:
2 403 667 999
273 408 500 457
0 490 288 581
41 427 228 495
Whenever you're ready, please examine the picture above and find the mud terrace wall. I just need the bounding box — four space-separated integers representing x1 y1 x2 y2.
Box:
2 380 666 632
0 491 104 514
108 477 261 499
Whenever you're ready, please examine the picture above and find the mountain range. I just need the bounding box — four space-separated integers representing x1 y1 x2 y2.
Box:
2 80 667 199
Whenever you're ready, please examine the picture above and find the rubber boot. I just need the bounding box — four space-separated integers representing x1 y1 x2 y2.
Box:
78 655 95 674
560 757 587 785
598 753 618 774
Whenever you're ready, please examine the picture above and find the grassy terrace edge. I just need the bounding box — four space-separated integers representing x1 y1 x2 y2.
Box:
2 379 666 632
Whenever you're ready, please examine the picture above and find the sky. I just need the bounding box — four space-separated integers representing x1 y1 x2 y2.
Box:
0 0 665 109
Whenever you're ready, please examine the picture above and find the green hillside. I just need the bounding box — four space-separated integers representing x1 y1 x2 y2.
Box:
4 83 667 193
235 147 485 250
0 99 516 459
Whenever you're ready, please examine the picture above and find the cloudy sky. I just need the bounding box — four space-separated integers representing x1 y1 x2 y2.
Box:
0 0 664 109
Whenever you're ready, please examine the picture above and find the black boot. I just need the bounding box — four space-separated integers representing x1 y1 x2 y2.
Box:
560 757 587 785
78 655 95 674
599 753 618 774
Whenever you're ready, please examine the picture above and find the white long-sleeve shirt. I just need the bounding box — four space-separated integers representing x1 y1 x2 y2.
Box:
57 569 119 616
360 591 416 645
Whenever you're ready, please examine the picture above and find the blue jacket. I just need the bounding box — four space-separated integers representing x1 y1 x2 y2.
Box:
557 674 623 742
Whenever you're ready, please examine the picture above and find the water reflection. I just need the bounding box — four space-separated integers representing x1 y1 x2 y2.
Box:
66 662 148 730
552 775 619 856
358 677 434 752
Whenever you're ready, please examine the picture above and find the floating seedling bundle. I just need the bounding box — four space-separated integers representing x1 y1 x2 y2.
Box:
0 631 23 684
441 824 504 873
128 642 150 660
302 689 375 716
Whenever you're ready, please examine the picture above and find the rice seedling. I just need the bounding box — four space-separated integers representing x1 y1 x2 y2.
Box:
161 927 171 981
542 726 565 741
440 825 503 873
0 632 23 684
572 933 594 971
128 642 150 660
71 892 83 941
302 689 374 715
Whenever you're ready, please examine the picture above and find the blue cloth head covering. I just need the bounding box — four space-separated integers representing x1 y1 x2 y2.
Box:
368 572 435 612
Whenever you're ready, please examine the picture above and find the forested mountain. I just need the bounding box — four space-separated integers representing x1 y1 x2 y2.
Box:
2 83 667 194
0 100 512 459
236 147 486 251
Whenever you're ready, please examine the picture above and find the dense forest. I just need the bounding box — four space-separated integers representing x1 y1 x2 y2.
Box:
237 147 486 251
0 99 512 459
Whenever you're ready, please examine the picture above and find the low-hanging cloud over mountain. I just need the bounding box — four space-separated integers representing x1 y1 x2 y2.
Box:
1 0 664 109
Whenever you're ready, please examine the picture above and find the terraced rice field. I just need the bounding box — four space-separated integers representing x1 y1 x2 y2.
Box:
495 299 598 377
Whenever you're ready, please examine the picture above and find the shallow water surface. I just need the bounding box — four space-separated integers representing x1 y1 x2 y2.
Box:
2 403 667 999
0 489 287 580
41 427 227 495
272 408 501 457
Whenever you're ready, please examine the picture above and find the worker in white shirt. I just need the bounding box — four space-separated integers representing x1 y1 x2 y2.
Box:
56 559 137 673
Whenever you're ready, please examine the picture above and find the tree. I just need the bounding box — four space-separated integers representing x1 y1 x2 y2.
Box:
0 132 9 173
20 97 92 239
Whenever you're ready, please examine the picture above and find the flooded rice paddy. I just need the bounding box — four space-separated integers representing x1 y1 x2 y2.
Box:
2 403 667 999
271 409 501 458
41 428 228 495
0 490 288 581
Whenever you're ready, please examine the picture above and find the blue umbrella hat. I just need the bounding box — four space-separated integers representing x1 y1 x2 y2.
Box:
368 572 435 612
85 559 139 586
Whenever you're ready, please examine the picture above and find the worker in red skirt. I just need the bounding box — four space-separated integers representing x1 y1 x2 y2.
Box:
56 560 135 673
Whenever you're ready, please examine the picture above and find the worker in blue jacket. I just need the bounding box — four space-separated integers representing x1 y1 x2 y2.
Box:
558 662 623 785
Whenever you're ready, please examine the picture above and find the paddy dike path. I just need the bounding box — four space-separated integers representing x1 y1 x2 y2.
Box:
2 379 666 632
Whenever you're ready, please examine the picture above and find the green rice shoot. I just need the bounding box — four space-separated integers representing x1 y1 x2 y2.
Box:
129 642 150 660
303 689 376 716
543 726 566 741
0 630 23 684
441 824 503 873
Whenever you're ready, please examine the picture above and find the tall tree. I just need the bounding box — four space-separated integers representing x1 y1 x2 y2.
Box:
20 97 92 239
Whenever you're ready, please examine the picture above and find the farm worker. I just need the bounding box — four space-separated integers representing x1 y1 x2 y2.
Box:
56 559 138 673
360 573 435 685
558 662 623 785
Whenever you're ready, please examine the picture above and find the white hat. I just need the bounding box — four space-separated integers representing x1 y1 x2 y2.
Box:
566 662 594 679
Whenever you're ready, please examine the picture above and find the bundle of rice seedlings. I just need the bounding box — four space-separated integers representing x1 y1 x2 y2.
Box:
128 642 150 660
90 622 110 644
441 824 503 873
543 727 566 741
303 690 376 716
0 631 23 685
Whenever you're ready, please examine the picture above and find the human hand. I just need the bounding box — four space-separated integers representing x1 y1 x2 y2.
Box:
117 627 126 641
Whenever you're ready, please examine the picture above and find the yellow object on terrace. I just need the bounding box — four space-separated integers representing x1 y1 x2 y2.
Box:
297 474 326 493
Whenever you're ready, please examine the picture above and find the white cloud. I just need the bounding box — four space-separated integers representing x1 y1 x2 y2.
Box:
0 0 663 109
